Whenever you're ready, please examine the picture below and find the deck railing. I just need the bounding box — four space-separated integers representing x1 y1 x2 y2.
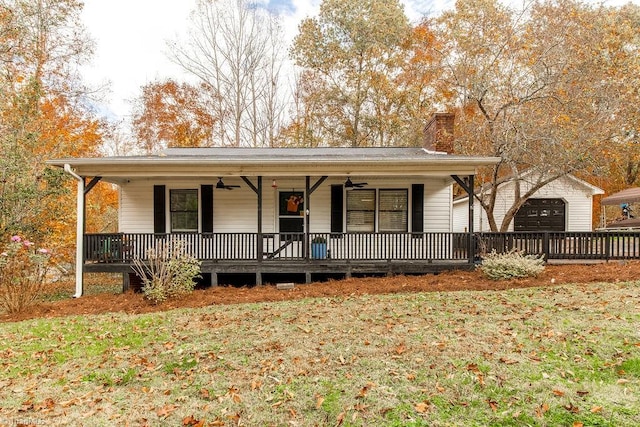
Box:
83 231 640 263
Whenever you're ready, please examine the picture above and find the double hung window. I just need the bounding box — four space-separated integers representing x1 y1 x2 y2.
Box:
170 189 198 232
346 189 408 232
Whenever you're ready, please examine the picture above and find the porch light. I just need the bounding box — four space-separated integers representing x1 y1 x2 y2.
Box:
272 179 278 188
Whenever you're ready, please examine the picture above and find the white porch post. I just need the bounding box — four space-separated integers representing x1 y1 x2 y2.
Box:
65 164 85 297
73 177 85 297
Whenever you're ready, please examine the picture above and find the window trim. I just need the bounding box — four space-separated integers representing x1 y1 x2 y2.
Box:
378 188 408 233
346 189 376 233
169 188 199 233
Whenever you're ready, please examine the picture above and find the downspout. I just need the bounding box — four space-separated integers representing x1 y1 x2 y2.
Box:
64 164 84 298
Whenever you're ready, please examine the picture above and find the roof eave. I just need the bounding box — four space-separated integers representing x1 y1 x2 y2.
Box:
48 156 501 179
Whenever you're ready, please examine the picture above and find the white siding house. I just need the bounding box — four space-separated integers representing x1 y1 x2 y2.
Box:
119 176 455 235
453 173 604 232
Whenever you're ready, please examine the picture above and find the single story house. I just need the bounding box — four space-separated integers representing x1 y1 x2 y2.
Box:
452 172 604 232
49 114 503 296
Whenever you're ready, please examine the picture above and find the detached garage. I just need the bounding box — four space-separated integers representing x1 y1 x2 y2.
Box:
453 173 603 232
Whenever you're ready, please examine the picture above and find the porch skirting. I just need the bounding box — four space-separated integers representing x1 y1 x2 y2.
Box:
85 259 473 290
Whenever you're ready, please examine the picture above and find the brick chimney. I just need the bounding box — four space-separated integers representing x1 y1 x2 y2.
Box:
423 112 455 154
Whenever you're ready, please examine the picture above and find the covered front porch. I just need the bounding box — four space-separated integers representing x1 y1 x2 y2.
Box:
84 231 474 287
82 229 640 289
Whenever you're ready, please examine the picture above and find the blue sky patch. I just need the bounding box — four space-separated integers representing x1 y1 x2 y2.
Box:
266 0 296 14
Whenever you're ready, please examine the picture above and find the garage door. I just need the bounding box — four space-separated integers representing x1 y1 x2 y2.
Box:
514 198 565 231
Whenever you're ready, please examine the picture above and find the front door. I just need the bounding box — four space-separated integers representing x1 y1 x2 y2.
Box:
279 191 305 239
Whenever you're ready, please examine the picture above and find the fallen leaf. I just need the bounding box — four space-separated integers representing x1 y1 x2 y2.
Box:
487 399 498 412
415 402 429 413
535 402 550 418
564 403 580 413
157 404 178 419
182 415 204 426
591 405 603 413
573 422 584 427
576 390 589 397
552 389 565 397
316 395 325 409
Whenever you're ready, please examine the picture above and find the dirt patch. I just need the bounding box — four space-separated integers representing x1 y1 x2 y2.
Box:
2 260 640 323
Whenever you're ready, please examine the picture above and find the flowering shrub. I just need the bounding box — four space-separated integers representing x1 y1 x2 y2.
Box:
0 236 52 313
478 249 545 280
131 239 201 304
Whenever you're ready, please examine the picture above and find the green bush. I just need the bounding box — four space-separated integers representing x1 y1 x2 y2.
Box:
132 240 201 304
478 249 545 280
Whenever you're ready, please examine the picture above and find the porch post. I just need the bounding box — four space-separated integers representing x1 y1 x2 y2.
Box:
64 164 85 298
257 176 263 262
305 176 310 261
468 175 475 263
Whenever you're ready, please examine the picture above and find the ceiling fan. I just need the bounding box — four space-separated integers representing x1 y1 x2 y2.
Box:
216 177 240 190
344 177 367 189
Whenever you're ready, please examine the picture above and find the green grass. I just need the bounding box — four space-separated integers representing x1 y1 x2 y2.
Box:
0 280 638 426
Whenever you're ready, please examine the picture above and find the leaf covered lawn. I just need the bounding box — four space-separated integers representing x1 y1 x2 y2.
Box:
0 280 639 426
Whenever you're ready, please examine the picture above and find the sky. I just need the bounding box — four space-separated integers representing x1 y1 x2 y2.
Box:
80 0 452 122
80 0 632 124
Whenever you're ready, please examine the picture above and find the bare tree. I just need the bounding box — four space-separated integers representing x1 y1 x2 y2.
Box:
432 0 625 231
167 0 289 147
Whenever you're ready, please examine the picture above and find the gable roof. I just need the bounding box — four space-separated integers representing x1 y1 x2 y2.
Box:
453 172 604 205
48 147 500 182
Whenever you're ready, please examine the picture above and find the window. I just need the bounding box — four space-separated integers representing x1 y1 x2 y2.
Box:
347 189 376 232
170 189 198 232
379 189 408 232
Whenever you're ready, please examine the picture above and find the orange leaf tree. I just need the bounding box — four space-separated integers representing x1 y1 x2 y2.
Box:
0 0 107 259
131 79 218 152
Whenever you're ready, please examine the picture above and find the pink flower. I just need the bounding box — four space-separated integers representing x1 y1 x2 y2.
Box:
37 248 49 255
23 240 34 247
10 235 21 242
0 252 7 257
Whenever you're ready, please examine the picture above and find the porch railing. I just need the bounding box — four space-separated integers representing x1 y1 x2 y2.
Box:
83 231 640 263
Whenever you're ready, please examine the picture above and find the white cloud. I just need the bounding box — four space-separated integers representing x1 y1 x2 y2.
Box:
81 0 196 118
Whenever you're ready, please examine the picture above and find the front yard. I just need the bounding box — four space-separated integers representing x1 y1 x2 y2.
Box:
0 275 638 426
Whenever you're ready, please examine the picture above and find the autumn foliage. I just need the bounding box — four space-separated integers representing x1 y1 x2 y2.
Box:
132 79 217 152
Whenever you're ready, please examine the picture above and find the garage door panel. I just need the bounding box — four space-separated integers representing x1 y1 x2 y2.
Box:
515 199 565 231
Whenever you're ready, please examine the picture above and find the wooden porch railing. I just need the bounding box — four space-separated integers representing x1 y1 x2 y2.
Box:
83 231 640 264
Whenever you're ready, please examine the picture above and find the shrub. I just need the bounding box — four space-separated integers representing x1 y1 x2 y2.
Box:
0 235 52 313
131 240 201 304
478 249 545 280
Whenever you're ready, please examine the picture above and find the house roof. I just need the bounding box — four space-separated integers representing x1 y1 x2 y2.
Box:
601 187 640 206
48 147 500 182
453 171 604 204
